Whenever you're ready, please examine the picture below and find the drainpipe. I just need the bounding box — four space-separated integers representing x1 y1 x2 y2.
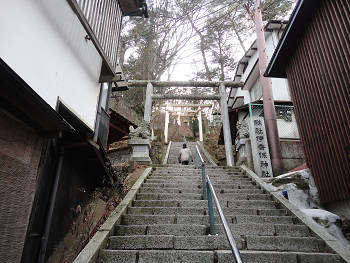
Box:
254 0 283 175
38 141 64 263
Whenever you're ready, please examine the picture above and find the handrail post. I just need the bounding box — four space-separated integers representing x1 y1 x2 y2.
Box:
195 150 199 169
207 181 216 235
201 163 207 200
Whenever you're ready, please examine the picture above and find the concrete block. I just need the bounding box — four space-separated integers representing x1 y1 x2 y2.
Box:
275 224 310 237
147 224 207 236
127 207 205 215
246 236 320 252
122 215 175 225
174 235 238 250
297 252 342 263
98 250 137 263
133 200 179 207
258 209 287 216
136 193 202 200
236 215 293 224
115 225 147 236
215 223 275 236
109 235 174 249
217 250 297 263
138 250 214 263
139 188 202 194
227 200 276 209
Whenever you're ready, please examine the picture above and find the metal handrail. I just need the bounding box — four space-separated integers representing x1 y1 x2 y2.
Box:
195 146 243 263
195 145 205 165
206 175 243 263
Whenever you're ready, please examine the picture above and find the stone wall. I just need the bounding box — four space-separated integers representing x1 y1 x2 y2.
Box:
0 110 43 263
280 140 305 173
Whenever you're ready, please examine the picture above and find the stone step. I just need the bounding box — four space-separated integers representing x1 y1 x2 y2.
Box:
153 168 242 172
139 188 203 194
217 250 340 263
214 223 310 237
126 207 287 217
133 200 277 209
142 182 255 189
139 188 263 195
115 223 309 237
136 193 271 201
152 170 242 175
108 235 322 252
148 175 247 180
122 214 294 225
115 224 207 236
151 172 244 176
142 184 258 190
144 179 252 184
99 249 340 263
108 235 234 250
136 193 202 200
175 215 294 225
127 207 205 215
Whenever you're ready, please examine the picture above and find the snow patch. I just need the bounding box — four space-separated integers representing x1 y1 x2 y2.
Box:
267 169 350 249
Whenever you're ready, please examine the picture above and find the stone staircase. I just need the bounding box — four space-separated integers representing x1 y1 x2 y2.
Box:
98 165 342 263
167 141 210 164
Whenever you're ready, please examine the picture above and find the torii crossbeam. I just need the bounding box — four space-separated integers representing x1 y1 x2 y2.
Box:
134 80 244 167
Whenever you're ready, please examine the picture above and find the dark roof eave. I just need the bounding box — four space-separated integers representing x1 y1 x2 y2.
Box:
118 0 148 18
265 0 322 78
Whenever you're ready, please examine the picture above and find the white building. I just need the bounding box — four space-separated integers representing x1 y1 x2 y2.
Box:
224 21 304 176
0 1 147 262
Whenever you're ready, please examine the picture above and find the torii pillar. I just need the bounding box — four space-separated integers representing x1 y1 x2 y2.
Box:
219 83 234 166
198 110 203 142
144 82 153 122
164 110 169 144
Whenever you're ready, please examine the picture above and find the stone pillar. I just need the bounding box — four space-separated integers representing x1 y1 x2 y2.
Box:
164 110 169 144
219 83 234 167
198 110 203 142
144 82 153 122
177 113 181 126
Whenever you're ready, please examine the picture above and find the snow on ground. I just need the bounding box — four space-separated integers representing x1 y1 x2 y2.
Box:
266 169 350 249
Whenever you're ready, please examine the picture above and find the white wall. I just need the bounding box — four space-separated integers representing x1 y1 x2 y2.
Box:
241 31 291 102
250 78 262 102
0 0 103 129
267 32 291 101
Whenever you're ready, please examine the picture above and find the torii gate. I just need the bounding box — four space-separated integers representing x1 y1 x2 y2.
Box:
165 107 210 143
127 80 243 167
166 104 212 142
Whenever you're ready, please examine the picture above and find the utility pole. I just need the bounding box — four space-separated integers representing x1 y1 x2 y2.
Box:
254 0 283 175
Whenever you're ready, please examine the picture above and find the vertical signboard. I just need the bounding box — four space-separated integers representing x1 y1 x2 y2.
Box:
249 104 273 177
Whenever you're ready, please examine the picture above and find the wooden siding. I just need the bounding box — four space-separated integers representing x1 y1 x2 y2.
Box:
286 0 350 202
68 0 123 74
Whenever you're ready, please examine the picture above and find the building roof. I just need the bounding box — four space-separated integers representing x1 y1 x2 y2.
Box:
264 0 322 78
228 20 287 104
108 109 137 145
118 0 149 18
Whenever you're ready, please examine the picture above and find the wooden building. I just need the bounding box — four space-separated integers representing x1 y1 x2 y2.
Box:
265 0 350 215
0 0 147 262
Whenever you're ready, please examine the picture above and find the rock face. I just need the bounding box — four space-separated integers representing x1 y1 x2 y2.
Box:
236 120 249 139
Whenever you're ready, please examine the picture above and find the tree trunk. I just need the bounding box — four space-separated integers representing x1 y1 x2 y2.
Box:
232 25 247 53
218 33 225 81
188 16 212 81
